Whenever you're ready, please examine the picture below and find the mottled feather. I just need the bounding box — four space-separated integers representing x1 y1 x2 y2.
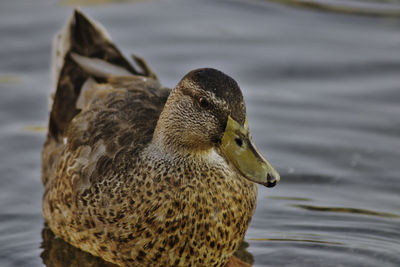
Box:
42 10 258 267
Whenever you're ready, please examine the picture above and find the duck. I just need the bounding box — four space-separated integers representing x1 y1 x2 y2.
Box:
42 10 280 267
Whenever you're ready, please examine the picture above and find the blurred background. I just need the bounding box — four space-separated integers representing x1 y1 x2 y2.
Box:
1 0 400 266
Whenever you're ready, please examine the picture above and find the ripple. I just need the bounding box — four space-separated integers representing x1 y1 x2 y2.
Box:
268 196 312 201
292 204 400 218
59 0 145 6
249 237 343 245
267 0 400 17
279 173 342 184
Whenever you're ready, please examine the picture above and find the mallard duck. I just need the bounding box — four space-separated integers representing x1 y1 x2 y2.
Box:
42 10 280 267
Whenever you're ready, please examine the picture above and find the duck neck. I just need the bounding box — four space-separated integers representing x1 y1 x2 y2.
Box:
150 124 215 163
149 124 222 167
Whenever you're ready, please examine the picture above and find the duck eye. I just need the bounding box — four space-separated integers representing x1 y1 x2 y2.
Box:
199 97 209 108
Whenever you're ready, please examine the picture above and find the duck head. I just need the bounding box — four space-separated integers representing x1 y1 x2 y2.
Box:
152 68 279 188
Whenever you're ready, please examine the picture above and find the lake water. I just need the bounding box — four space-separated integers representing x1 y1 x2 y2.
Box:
1 0 400 266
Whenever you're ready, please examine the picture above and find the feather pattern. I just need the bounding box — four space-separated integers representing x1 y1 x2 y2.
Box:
42 10 258 267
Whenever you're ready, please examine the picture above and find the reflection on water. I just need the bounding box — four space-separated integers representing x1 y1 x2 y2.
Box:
233 241 254 266
23 125 47 133
41 225 253 267
41 225 117 267
0 75 22 84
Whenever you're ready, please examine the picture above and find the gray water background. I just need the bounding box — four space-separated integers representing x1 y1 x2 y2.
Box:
1 0 400 266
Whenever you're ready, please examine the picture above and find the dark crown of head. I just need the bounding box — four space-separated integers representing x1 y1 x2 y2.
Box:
182 68 246 125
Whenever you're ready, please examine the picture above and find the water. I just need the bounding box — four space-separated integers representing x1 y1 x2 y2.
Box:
1 0 399 266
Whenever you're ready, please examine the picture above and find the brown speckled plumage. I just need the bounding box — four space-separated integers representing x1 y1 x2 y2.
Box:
42 10 260 267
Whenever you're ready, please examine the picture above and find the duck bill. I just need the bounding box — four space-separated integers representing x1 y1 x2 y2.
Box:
220 116 280 188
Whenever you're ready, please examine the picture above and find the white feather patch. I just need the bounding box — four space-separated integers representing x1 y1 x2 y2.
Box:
71 53 133 78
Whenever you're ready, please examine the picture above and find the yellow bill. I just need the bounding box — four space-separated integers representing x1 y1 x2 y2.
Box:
220 116 280 187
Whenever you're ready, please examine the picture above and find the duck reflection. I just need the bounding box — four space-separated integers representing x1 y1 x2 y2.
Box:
41 224 117 267
40 224 254 267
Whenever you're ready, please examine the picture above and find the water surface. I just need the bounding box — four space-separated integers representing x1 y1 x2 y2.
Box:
0 0 399 266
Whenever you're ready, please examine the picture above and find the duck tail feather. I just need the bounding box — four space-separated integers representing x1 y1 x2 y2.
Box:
48 9 148 140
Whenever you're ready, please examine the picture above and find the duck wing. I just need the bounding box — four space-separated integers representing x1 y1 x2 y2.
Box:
49 9 162 139
42 10 170 186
